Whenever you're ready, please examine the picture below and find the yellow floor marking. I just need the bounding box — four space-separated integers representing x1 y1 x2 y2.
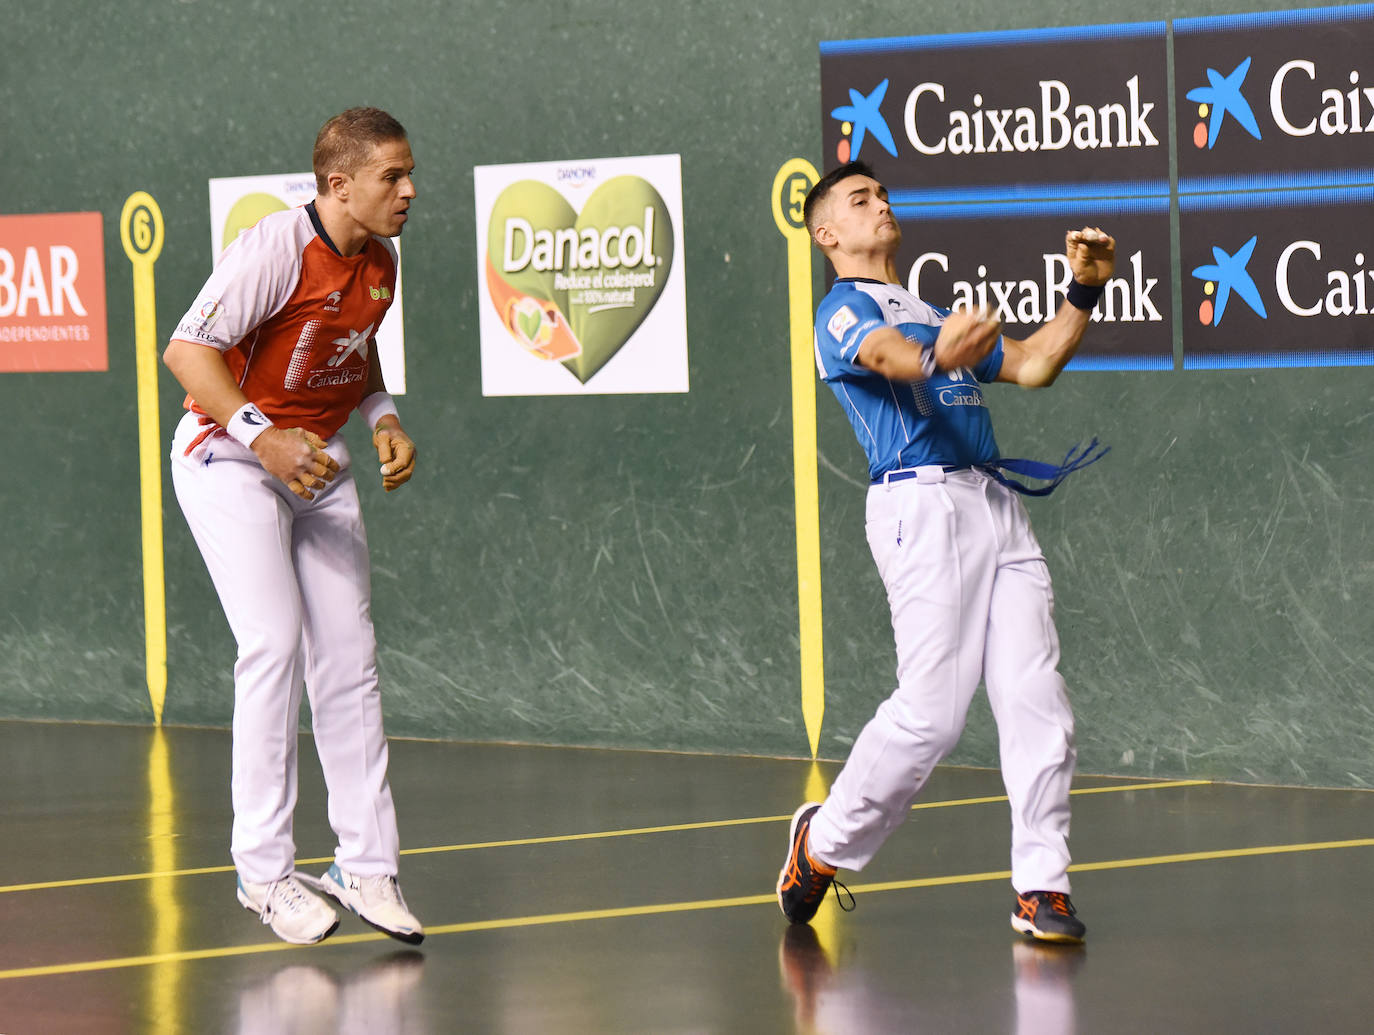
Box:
2 834 1368 982
771 158 825 757
119 192 168 724
0 780 1209 895
145 729 182 1035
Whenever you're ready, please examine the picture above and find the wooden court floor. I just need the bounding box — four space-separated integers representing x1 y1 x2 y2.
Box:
0 720 1371 1033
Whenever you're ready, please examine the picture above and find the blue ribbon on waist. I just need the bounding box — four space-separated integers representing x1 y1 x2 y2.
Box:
978 438 1110 497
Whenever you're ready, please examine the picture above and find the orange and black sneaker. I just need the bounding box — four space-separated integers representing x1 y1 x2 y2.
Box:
776 803 839 924
1011 890 1086 944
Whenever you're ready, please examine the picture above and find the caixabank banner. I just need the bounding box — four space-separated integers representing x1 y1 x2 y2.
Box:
819 22 1173 370
1175 5 1374 191
1174 3 1374 368
0 212 108 372
473 154 688 397
1181 185 1374 367
820 23 1170 197
206 173 408 393
889 198 1172 369
821 3 1374 371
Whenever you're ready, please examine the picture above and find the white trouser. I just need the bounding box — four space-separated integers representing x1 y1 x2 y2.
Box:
808 466 1077 893
171 412 400 884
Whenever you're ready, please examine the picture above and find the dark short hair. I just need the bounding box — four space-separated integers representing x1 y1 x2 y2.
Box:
313 107 408 193
803 160 879 238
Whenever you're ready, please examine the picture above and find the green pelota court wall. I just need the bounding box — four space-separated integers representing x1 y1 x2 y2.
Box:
2 0 1371 789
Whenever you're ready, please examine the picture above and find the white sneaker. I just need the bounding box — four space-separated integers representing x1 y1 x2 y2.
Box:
317 863 425 944
237 874 340 945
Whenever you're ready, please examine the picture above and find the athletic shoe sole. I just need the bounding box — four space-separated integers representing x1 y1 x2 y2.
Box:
236 887 340 945
776 802 822 919
1010 913 1085 944
315 874 425 945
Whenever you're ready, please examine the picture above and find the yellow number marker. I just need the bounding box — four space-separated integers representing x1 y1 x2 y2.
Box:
771 159 824 758
120 193 167 724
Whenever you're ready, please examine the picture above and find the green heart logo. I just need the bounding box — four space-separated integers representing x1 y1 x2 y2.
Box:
514 299 545 343
486 176 674 384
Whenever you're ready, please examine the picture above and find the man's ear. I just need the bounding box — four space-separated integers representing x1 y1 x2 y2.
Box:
813 222 836 248
327 170 351 201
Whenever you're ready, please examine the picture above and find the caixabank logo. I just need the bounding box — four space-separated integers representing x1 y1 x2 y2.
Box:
1180 186 1374 367
1175 5 1374 185
891 202 1173 369
820 22 1170 193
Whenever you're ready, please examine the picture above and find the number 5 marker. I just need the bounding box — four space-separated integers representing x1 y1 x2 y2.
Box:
771 159 825 759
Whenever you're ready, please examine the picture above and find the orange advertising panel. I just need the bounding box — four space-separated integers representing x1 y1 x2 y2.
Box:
0 212 108 372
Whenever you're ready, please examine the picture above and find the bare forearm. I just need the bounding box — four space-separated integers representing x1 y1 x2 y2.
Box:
1002 302 1093 387
162 338 253 426
857 327 934 381
362 340 387 398
857 311 1000 382
1001 226 1116 387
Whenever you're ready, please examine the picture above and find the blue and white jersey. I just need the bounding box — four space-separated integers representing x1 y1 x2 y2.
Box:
814 278 1004 481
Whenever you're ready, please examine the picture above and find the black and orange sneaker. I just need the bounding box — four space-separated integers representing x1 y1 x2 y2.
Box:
776 803 839 924
1011 890 1086 943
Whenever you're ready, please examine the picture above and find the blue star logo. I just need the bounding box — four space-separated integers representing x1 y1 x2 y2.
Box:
1191 235 1267 324
831 79 898 160
1185 57 1262 149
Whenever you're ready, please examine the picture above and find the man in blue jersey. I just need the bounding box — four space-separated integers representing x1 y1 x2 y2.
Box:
776 160 1116 944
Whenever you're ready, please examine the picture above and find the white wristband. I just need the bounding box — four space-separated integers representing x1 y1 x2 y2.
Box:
358 391 400 430
227 402 272 448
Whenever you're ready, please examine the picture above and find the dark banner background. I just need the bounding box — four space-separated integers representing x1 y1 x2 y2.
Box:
820 24 1171 192
1175 7 1374 186
1181 187 1374 364
890 201 1174 367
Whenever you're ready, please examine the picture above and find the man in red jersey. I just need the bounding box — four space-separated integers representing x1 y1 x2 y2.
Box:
163 107 423 945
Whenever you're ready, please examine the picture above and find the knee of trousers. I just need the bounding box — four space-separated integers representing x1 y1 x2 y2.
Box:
990 670 1075 736
875 695 967 761
232 627 304 687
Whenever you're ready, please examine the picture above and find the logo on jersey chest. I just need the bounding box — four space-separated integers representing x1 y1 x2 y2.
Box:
305 366 367 388
327 323 373 367
908 366 984 416
284 321 373 392
937 385 986 406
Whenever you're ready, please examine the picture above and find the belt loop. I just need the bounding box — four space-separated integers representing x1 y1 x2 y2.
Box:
915 465 946 484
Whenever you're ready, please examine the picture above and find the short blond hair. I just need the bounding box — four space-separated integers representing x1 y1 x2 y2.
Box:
312 107 407 193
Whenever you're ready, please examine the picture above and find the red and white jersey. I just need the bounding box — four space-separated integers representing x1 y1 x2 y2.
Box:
172 203 397 440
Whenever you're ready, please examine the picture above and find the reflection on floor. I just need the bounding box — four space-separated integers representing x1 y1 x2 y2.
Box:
0 721 1370 1033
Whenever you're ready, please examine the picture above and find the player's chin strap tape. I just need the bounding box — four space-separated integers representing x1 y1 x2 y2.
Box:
978 438 1110 497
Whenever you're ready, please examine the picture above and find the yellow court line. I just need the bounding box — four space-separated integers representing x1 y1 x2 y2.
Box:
0 780 1208 895
1 834 1368 982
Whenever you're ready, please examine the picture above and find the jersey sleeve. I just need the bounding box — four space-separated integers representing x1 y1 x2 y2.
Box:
171 217 301 351
926 302 1005 383
974 337 1005 382
813 290 887 382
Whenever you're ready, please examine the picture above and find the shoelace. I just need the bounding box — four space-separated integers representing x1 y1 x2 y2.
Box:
830 878 855 913
1042 892 1075 916
259 878 314 924
362 874 406 907
785 857 856 914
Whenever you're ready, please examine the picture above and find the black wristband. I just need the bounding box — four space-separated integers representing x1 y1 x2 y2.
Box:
1066 279 1104 311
